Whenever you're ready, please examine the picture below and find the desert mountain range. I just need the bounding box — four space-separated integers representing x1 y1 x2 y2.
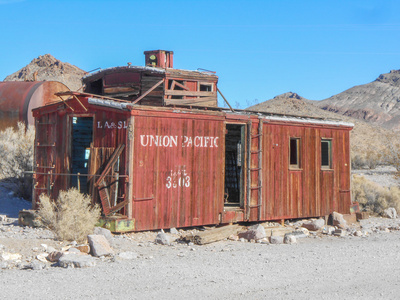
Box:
4 54 86 91
247 92 394 159
313 70 400 131
3 54 400 159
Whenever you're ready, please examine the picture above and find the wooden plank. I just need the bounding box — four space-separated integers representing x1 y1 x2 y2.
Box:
103 86 139 94
164 90 216 97
95 144 125 187
127 116 134 219
98 179 111 215
164 98 216 106
172 80 190 91
132 79 164 105
185 224 242 245
217 88 235 112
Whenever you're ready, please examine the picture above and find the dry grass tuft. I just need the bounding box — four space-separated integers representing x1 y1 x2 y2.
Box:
38 188 101 243
0 122 35 199
352 175 400 215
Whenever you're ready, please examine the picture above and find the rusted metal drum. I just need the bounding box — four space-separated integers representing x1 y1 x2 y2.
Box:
0 81 69 130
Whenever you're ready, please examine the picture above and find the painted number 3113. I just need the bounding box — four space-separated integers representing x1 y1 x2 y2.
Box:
166 169 190 189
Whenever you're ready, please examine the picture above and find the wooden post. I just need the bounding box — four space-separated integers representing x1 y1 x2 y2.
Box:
77 173 81 192
217 88 235 112
127 116 135 219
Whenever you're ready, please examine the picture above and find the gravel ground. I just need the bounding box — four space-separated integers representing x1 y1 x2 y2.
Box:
0 216 400 299
1 175 400 299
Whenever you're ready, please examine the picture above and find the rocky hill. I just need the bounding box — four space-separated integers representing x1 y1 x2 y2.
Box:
314 70 400 131
3 54 86 91
247 92 396 160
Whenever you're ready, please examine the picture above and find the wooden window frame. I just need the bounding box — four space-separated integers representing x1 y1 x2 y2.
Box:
289 137 301 169
321 139 332 169
198 81 214 92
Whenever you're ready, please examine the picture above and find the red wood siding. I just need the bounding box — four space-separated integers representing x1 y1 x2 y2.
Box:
255 121 351 222
131 111 225 231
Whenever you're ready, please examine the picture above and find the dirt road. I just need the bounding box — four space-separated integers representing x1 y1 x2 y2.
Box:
1 228 400 299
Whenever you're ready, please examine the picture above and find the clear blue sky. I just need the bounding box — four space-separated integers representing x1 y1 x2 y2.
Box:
1 0 399 108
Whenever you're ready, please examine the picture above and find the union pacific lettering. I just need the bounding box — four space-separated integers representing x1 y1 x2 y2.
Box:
140 135 219 148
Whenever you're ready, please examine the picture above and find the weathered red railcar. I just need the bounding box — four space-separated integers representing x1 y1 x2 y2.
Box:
32 92 353 232
82 50 220 108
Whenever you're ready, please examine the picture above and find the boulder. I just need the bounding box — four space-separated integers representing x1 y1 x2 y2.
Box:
88 234 114 257
93 227 114 246
46 251 63 262
1 252 22 261
285 231 307 239
238 224 266 241
301 219 325 231
283 235 297 244
322 225 336 235
270 236 284 244
22 260 46 270
18 210 41 227
58 253 97 268
0 262 9 269
155 230 171 245
332 212 348 229
170 227 179 235
383 207 397 219
334 229 347 237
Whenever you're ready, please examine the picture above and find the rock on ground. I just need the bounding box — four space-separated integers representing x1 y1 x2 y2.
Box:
88 234 113 257
332 211 348 229
270 236 284 244
238 224 266 241
383 207 397 219
93 227 114 246
301 218 325 231
58 253 97 268
155 230 171 245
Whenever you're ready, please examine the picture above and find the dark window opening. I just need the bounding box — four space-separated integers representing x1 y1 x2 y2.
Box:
200 83 212 92
169 80 185 99
86 79 102 95
321 139 332 168
225 124 245 207
290 138 300 168
71 117 93 193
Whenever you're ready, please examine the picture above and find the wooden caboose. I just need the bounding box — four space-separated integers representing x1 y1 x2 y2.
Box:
82 50 220 108
32 92 353 232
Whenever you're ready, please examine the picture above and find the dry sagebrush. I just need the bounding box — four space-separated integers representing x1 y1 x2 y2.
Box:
0 122 35 199
352 175 400 215
38 188 101 243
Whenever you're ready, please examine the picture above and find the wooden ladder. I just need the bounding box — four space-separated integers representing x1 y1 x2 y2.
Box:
246 119 263 220
34 119 57 196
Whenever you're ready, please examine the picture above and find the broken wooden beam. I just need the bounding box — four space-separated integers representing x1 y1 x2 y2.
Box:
185 224 242 245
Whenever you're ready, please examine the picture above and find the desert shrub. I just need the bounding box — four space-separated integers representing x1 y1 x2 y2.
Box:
38 188 101 243
352 175 400 215
351 154 366 169
365 150 382 169
0 122 35 199
382 132 400 173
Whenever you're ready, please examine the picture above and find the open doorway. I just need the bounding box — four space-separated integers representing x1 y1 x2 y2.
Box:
71 117 93 193
224 124 245 208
